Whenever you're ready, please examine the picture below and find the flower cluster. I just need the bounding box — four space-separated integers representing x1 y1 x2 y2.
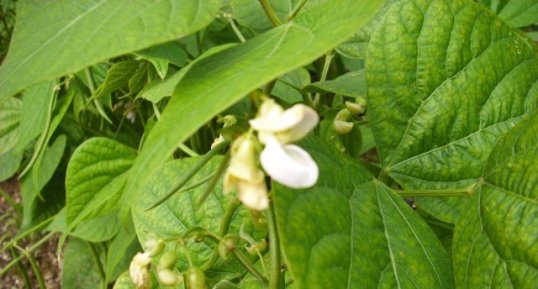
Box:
224 99 319 211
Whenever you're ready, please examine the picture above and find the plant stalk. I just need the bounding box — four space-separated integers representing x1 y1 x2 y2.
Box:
267 201 282 289
259 0 282 26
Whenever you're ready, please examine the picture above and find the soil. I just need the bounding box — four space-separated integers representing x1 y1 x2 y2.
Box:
0 178 61 289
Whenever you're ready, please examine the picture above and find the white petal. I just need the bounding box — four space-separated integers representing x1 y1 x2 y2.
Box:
260 137 318 188
282 104 319 142
237 179 269 211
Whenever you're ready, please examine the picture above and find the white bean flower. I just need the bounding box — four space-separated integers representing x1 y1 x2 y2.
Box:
249 99 319 188
224 134 269 211
129 252 152 289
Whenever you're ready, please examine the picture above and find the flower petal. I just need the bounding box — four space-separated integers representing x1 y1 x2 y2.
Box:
237 179 269 211
281 104 319 143
260 137 318 188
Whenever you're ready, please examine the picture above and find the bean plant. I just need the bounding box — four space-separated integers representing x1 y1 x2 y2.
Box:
0 0 537 288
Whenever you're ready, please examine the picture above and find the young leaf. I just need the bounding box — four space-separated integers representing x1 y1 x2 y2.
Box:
0 0 220 102
366 0 538 221
453 111 538 288
305 70 366 97
65 138 136 239
124 0 384 222
91 60 140 100
274 138 453 289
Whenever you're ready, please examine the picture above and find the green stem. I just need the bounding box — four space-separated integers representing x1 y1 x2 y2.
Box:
0 217 53 253
313 50 334 107
267 202 282 289
19 245 47 289
146 140 230 210
229 18 246 43
234 250 268 284
0 232 54 276
201 200 241 271
9 247 32 289
197 153 231 206
394 185 475 198
259 0 282 26
286 0 308 21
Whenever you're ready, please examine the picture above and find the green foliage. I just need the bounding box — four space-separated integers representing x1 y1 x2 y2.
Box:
0 0 537 288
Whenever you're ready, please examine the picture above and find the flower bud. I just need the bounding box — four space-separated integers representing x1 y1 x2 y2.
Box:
345 101 365 115
246 239 268 256
333 120 354 134
145 239 164 257
218 235 237 260
158 269 183 286
186 268 207 289
158 251 177 270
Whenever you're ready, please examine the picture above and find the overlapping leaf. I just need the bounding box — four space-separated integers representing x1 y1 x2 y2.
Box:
274 138 453 289
479 0 538 27
0 0 220 102
123 0 383 220
453 112 538 288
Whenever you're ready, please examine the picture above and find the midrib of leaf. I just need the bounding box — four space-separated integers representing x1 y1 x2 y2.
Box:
0 0 108 88
387 34 533 168
389 114 525 172
375 182 443 288
377 188 402 289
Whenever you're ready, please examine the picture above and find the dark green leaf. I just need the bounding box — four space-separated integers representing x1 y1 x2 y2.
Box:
91 60 140 100
305 70 366 97
61 238 103 289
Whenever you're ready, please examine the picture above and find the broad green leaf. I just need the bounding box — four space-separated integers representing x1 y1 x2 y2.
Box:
15 81 56 153
124 0 384 220
65 137 136 238
0 97 21 154
305 70 366 97
137 41 189 68
61 238 103 289
0 0 220 102
132 156 250 286
274 138 453 289
367 0 538 190
453 111 538 288
91 60 140 100
480 0 538 27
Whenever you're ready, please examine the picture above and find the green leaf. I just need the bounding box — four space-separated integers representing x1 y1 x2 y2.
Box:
480 0 538 27
274 138 453 289
91 60 140 100
125 0 384 220
106 228 141 283
137 44 236 103
20 135 66 228
453 111 538 288
0 97 21 154
65 137 136 239
305 70 366 97
367 0 538 190
112 272 137 289
272 68 310 104
230 0 299 32
61 238 103 289
137 41 189 68
132 156 247 279
0 149 22 182
0 0 221 102
15 81 56 153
